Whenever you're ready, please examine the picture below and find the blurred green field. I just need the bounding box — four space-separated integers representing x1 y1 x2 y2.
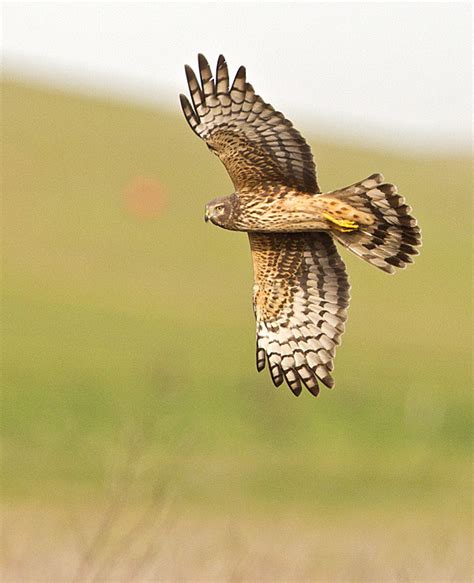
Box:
1 79 472 578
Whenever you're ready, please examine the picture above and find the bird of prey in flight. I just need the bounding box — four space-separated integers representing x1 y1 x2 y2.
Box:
180 54 421 397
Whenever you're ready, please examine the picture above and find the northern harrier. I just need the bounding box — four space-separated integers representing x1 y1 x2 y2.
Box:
180 54 421 397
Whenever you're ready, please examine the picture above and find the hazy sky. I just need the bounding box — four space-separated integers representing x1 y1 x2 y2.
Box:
3 2 472 153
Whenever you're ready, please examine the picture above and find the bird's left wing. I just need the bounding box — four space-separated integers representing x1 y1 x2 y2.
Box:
180 54 319 193
249 232 350 396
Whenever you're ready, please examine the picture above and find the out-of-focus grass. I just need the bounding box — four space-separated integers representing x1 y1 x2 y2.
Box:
1 77 472 531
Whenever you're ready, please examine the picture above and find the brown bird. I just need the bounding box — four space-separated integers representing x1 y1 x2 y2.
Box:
180 54 421 397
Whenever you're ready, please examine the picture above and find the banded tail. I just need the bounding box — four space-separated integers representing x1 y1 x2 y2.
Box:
327 174 421 273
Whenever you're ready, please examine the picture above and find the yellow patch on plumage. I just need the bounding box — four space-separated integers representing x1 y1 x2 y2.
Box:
322 212 359 232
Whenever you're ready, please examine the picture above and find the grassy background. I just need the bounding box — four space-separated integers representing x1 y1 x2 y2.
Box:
1 79 472 579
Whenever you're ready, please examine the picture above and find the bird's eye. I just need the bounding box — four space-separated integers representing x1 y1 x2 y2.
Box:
215 205 224 212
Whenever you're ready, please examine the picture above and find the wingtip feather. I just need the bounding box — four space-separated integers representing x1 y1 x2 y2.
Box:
231 65 246 92
198 53 210 70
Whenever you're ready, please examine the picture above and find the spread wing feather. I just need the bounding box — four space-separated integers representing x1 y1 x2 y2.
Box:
180 54 319 193
326 174 422 273
249 232 350 396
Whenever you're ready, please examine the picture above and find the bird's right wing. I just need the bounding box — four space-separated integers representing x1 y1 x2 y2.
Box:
180 54 319 193
249 232 350 396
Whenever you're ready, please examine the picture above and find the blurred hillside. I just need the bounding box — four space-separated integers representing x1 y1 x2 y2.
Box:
1 78 472 568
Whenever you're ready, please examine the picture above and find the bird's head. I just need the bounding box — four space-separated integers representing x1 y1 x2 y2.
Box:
204 194 238 229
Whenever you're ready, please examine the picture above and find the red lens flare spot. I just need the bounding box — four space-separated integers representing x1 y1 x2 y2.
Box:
124 176 167 219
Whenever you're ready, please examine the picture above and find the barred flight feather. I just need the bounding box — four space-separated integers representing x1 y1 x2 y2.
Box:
180 54 319 193
326 174 422 273
250 232 350 396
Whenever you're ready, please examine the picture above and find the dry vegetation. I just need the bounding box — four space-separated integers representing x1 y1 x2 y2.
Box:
2 503 471 582
2 426 472 582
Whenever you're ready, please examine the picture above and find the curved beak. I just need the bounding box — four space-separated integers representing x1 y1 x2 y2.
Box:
204 208 210 222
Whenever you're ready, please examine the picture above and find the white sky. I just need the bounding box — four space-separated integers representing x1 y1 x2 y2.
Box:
2 1 472 153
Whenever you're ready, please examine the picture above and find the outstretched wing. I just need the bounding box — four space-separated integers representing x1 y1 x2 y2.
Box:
249 232 350 396
180 54 319 194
